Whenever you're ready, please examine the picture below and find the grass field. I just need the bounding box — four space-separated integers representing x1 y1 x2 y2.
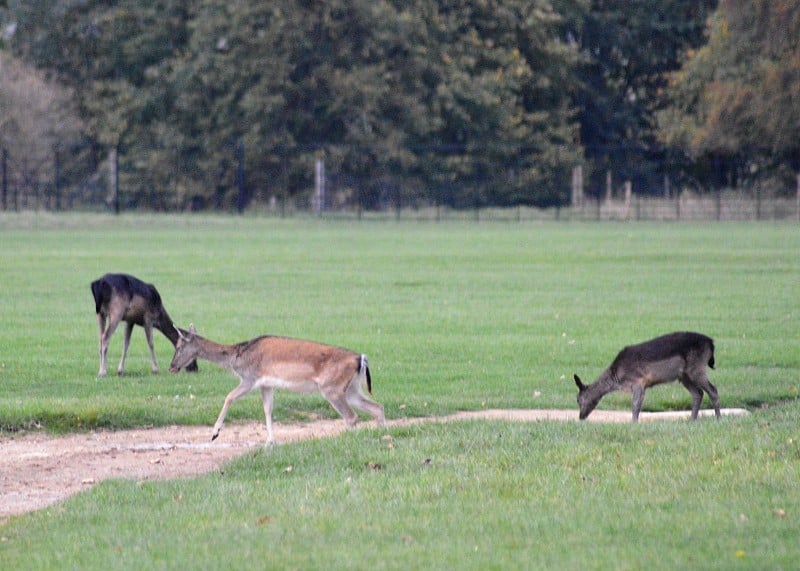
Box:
1 212 799 569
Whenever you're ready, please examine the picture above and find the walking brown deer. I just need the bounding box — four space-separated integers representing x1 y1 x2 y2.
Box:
91 273 198 377
573 331 720 422
169 325 385 444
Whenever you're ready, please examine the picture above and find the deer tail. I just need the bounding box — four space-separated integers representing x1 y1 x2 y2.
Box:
360 354 373 394
708 340 716 370
90 278 111 314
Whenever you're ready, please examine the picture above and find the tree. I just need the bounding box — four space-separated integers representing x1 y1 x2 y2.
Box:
6 0 585 211
660 0 800 188
7 0 195 208
167 0 583 209
388 0 583 208
0 51 83 207
572 0 716 195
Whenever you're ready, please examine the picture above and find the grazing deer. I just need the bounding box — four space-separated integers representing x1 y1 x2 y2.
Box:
91 273 198 377
169 325 385 444
573 331 720 422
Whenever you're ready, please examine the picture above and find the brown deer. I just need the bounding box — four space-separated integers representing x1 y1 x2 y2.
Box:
91 273 198 377
169 325 385 444
573 331 720 422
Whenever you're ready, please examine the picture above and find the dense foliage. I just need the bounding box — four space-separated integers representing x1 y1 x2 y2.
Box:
574 0 715 194
2 1 798 211
659 0 800 189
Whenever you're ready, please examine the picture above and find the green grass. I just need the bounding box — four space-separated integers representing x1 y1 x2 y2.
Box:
3 415 799 569
1 212 799 568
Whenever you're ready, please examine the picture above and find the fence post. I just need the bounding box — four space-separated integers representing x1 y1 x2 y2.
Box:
314 158 325 215
394 183 402 221
236 139 246 214
571 165 583 211
54 147 61 211
796 173 800 222
1 148 7 211
755 185 761 221
623 180 632 219
109 145 120 215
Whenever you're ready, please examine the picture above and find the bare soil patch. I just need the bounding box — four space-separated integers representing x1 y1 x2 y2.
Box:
0 408 748 520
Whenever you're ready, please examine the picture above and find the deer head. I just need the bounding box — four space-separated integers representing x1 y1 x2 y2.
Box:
169 324 199 373
574 374 603 420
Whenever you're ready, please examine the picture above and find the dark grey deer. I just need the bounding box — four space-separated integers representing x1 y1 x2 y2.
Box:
91 273 197 376
573 331 720 421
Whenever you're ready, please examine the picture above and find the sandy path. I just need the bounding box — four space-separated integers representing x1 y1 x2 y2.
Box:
0 408 748 520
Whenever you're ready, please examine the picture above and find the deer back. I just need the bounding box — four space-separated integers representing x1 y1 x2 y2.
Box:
609 332 715 388
235 336 362 385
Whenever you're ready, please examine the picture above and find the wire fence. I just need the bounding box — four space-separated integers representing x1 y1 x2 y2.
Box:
2 142 799 221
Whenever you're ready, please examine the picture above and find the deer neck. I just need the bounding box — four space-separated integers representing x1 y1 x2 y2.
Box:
588 369 618 398
195 337 238 370
156 314 178 345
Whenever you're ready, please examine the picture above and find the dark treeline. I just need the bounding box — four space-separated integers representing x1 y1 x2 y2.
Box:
1 1 799 212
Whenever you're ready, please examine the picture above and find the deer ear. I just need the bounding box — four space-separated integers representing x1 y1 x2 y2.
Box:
574 374 586 391
189 323 197 335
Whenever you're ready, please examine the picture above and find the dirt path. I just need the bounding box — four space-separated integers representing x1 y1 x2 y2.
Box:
0 408 748 520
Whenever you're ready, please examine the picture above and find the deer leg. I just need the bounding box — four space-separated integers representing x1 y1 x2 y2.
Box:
260 387 276 445
345 380 385 426
631 385 646 422
682 381 704 420
143 322 159 374
98 314 121 377
693 373 721 419
211 381 254 441
97 313 109 377
117 322 134 376
321 387 359 427
705 382 721 419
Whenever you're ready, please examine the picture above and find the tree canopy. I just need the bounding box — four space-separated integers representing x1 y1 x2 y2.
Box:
574 0 715 194
2 0 798 211
659 0 800 184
